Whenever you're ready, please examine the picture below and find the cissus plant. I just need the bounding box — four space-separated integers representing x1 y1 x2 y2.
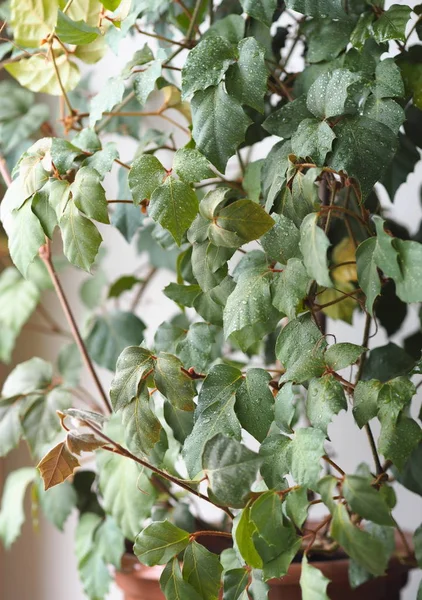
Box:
0 0 422 598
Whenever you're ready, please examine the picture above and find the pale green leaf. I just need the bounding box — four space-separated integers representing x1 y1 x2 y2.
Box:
306 375 347 435
300 555 330 600
300 213 332 288
0 267 39 332
134 520 190 566
342 475 395 527
154 352 195 411
89 76 125 127
10 0 58 47
291 118 336 166
133 59 162 107
306 69 360 119
129 154 166 204
272 258 311 319
110 346 155 411
70 166 109 224
325 343 365 371
6 54 80 95
290 428 326 490
173 148 214 183
0 468 36 548
239 0 277 26
59 200 102 272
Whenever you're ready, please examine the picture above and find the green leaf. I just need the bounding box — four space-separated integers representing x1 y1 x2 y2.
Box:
397 442 422 497
70 166 109 224
352 379 380 429
356 238 380 315
325 343 365 371
6 54 80 95
110 346 155 411
183 364 243 478
2 356 53 397
210 199 274 248
173 148 214 183
259 433 291 490
330 503 389 576
0 468 36 548
59 200 102 272
243 160 264 203
5 198 46 277
263 96 312 139
329 116 398 199
239 0 277 26
86 311 146 371
235 368 274 443
382 134 420 202
223 569 249 600
305 18 352 64
134 520 190 566
306 69 360 120
122 384 162 457
373 4 411 44
378 414 422 471
192 83 252 173
250 491 301 580
203 433 261 508
133 58 162 107
37 479 77 531
272 258 311 320
81 142 119 179
290 428 326 490
21 388 70 458
285 487 309 529
261 214 301 265
363 96 404 135
149 178 199 245
56 10 100 45
161 558 202 600
350 12 375 50
300 213 332 288
0 267 39 333
183 542 223 600
224 253 280 351
374 58 405 99
164 283 201 308
154 352 195 411
398 46 422 110
101 0 121 9
285 0 346 19
0 399 23 456
299 555 330 600
129 154 166 204
182 36 236 99
176 322 217 372
108 275 140 299
342 475 395 527
97 434 157 540
89 75 125 127
362 342 414 382
262 141 292 211
234 504 263 569
226 37 268 113
291 118 336 166
306 375 347 435
274 383 297 435
10 0 58 47
414 524 422 567
277 314 327 384
206 14 245 44
377 376 415 424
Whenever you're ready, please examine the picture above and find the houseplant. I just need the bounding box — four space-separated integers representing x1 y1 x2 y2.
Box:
0 0 422 598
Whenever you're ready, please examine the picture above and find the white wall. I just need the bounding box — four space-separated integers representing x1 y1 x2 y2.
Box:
2 1 422 598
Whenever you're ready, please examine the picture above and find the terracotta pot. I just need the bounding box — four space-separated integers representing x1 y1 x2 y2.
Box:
116 549 412 600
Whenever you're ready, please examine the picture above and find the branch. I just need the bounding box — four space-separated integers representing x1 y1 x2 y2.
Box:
50 43 74 115
0 155 12 187
39 242 112 414
186 0 203 40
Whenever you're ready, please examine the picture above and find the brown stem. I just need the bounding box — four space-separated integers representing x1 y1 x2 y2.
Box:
39 242 112 414
186 0 203 40
50 44 74 115
315 288 361 311
130 267 157 311
322 455 345 477
135 25 188 48
0 155 12 187
190 530 232 540
86 422 235 519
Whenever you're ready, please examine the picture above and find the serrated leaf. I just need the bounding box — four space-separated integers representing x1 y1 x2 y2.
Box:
263 96 312 139
329 116 398 199
382 133 420 202
203 433 261 508
37 441 80 490
325 343 365 371
290 428 326 490
86 311 146 371
0 467 36 548
182 36 236 99
176 322 217 372
356 237 380 315
285 487 309 529
134 520 190 566
274 383 297 434
285 0 346 19
223 569 249 600
183 364 243 478
210 199 274 248
173 147 214 183
374 58 405 99
363 96 405 135
70 166 109 224
373 4 411 44
234 504 263 569
342 475 395 527
300 213 332 288
306 69 360 119
183 541 223 600
235 368 274 443
149 178 199 245
56 10 100 45
133 59 162 107
305 18 352 64
60 200 102 272
259 433 291 490
261 214 301 264
154 352 195 411
110 346 155 411
350 12 375 50
81 142 119 179
239 0 277 26
122 384 162 457
129 154 166 204
378 414 421 471
277 314 327 384
291 118 336 166
192 83 252 173
300 555 330 600
272 258 311 319
0 267 39 333
226 37 268 113
6 54 80 95
161 558 202 600
37 479 77 531
306 375 347 435
330 503 389 575
89 76 125 127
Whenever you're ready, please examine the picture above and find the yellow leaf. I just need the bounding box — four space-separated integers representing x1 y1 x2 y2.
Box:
11 0 59 48
37 441 80 490
332 237 357 284
162 86 192 123
319 282 358 324
74 35 108 64
6 54 80 96
66 0 103 26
